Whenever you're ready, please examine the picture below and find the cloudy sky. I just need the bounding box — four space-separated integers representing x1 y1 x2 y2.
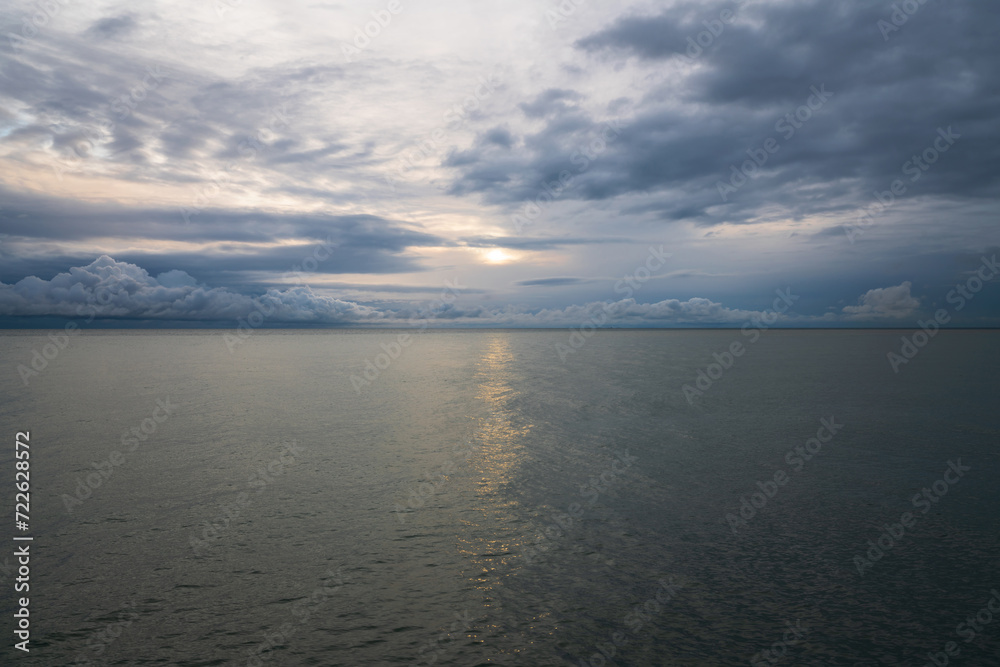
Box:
1 0 997 327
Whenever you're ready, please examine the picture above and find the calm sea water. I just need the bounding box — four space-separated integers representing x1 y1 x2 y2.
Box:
0 329 998 666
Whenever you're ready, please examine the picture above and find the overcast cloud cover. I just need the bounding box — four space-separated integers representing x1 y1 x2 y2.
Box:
1 0 997 327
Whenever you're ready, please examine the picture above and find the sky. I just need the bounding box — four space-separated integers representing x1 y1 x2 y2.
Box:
0 0 998 327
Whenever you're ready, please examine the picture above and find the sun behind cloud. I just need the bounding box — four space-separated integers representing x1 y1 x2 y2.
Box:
483 248 514 264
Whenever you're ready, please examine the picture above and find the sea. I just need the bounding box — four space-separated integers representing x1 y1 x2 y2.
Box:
0 329 997 666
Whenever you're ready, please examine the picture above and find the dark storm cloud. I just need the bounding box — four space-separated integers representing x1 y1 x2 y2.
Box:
0 246 426 289
481 127 514 149
447 0 1000 230
518 88 583 119
516 277 591 287
444 112 609 201
85 15 137 40
0 188 447 284
575 10 691 61
0 187 442 245
109 246 424 282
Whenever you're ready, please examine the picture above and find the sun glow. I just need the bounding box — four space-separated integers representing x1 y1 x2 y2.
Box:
483 248 514 264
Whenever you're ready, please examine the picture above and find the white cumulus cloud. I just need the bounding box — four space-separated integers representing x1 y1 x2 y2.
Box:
4 257 914 327
842 282 920 319
0 256 385 324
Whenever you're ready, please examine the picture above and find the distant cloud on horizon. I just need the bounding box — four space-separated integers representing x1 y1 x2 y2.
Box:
0 256 944 328
842 281 921 320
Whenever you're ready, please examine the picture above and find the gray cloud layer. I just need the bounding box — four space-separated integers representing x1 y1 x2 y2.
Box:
0 0 997 326
449 0 1000 229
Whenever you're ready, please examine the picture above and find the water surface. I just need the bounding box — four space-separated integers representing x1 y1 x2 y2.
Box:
1 329 998 665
